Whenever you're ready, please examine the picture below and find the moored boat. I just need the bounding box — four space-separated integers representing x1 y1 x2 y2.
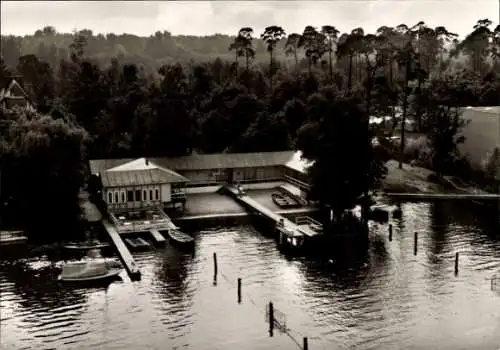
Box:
58 249 123 283
0 230 28 246
124 237 151 251
272 192 290 208
58 260 122 283
166 227 194 248
63 240 111 250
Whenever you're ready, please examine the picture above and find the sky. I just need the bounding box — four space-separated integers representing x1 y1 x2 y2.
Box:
1 1 498 39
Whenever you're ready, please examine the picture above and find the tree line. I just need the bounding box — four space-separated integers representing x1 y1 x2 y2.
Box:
0 19 499 236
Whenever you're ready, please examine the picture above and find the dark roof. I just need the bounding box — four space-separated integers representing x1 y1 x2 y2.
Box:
89 151 294 175
101 168 188 187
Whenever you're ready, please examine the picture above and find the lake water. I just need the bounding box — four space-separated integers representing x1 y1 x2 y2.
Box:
1 201 500 350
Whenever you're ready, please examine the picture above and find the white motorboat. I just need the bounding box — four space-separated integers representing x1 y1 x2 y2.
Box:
58 249 122 283
0 230 28 246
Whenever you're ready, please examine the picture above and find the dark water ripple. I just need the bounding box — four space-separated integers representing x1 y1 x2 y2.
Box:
1 201 500 350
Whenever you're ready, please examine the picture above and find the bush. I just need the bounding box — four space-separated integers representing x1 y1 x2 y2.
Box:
389 136 432 167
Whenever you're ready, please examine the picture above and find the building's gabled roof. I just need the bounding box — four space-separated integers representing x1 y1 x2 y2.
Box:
101 158 189 187
107 157 165 172
101 168 188 187
0 79 36 112
0 79 29 102
89 151 295 175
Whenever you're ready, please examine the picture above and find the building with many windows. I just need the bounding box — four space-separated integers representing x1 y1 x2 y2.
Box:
89 151 315 213
99 158 188 212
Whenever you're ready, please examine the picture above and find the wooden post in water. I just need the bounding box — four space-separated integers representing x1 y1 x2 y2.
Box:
303 337 309 350
414 232 418 255
268 301 274 337
389 224 393 241
454 252 459 275
213 252 218 285
237 278 242 303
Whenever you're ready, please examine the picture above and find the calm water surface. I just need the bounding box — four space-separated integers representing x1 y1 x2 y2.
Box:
1 201 500 350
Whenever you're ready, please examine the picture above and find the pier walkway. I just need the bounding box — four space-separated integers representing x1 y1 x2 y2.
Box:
102 220 141 281
149 229 166 245
225 185 322 238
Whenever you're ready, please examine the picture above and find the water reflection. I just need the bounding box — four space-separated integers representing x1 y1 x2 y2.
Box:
1 201 500 350
0 258 91 348
155 245 194 299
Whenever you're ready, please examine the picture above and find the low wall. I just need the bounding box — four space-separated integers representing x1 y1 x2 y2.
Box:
175 207 319 232
185 181 285 194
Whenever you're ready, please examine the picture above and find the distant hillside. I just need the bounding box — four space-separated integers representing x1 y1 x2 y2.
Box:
1 29 295 71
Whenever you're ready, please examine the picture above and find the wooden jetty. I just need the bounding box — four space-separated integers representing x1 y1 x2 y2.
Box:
149 229 166 245
225 185 322 240
385 192 500 201
102 220 141 281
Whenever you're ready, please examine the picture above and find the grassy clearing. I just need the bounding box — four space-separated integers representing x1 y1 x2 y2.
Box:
381 160 445 193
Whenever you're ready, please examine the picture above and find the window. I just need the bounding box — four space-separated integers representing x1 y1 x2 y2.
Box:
121 191 125 203
114 192 119 203
143 190 147 201
108 192 113 203
135 190 141 201
149 190 153 201
127 190 134 202
155 189 159 200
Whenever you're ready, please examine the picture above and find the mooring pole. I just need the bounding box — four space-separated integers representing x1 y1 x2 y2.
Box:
303 337 309 350
454 252 459 275
389 224 393 241
269 301 274 337
213 252 218 285
414 232 418 255
237 278 242 303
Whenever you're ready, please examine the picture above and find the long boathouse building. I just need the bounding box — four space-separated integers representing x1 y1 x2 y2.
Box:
89 151 313 202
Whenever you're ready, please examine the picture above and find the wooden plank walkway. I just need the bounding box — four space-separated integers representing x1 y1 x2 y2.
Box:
102 220 141 281
226 186 320 238
386 192 500 201
149 229 166 244
175 208 318 223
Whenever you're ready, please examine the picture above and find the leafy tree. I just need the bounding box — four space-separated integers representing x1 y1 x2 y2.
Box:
261 26 286 88
299 26 326 72
296 91 387 227
482 147 500 180
0 107 88 237
321 26 340 82
285 33 301 65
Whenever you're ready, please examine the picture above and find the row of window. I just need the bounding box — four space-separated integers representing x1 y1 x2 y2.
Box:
108 189 160 204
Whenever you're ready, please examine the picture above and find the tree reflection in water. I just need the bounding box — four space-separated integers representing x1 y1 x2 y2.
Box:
155 244 195 301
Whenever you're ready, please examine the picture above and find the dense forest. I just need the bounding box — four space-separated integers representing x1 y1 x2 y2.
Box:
0 19 499 236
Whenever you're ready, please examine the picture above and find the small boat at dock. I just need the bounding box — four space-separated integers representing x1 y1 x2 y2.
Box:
58 249 122 284
271 192 300 209
58 260 122 283
166 227 194 248
63 240 111 251
0 230 28 246
124 237 151 251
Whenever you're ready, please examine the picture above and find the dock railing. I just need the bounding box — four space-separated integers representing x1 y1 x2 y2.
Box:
283 175 311 191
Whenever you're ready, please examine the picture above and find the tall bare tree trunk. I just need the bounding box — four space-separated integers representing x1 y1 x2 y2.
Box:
399 61 410 169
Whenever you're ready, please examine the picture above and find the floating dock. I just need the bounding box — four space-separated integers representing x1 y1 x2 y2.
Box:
103 220 141 281
149 229 166 245
224 185 322 239
385 192 500 201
